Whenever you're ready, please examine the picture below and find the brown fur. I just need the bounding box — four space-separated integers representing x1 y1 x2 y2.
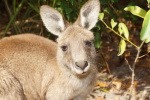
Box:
0 0 100 100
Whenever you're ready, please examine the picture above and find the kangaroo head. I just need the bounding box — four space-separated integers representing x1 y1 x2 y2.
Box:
40 0 100 76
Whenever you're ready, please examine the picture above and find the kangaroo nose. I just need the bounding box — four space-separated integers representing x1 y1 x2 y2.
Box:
75 61 88 70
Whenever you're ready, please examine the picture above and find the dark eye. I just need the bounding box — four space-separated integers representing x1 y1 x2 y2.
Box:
61 46 68 51
85 41 92 46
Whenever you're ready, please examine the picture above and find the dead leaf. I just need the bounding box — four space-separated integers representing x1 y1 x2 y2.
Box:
96 81 109 88
94 96 105 100
114 97 120 100
112 81 122 90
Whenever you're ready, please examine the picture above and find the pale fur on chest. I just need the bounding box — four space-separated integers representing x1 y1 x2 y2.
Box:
46 69 97 100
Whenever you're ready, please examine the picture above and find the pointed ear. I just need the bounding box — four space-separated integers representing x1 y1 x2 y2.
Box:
74 0 100 30
40 5 69 36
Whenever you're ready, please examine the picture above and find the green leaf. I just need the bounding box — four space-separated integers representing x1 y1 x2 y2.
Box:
27 2 39 13
99 13 104 20
118 24 123 35
124 6 147 18
140 10 150 43
65 8 73 14
147 0 150 3
111 0 118 3
101 0 109 5
110 19 117 29
3 0 25 37
61 1 69 9
118 23 129 39
94 32 102 48
99 89 109 92
145 37 150 43
118 40 126 56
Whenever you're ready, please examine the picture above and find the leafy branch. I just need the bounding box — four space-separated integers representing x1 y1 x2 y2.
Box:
100 19 139 48
98 4 150 99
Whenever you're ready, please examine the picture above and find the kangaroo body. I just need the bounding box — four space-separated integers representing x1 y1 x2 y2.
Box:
0 0 100 100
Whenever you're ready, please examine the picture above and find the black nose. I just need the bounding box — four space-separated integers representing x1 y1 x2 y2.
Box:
75 61 88 70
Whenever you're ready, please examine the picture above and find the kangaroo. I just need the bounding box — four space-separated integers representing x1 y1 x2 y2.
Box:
0 0 100 100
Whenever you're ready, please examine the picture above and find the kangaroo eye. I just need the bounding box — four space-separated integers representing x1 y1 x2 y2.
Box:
61 46 68 51
85 41 92 46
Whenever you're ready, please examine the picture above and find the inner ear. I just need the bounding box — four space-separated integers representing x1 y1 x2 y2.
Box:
74 0 100 30
40 5 69 36
83 7 92 17
50 14 61 21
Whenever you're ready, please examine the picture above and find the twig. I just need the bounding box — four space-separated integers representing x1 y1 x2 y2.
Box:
128 41 145 100
101 52 111 74
125 58 132 71
138 50 150 58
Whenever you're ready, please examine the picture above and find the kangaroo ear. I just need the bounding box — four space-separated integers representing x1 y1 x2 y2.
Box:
40 5 69 36
75 0 100 30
